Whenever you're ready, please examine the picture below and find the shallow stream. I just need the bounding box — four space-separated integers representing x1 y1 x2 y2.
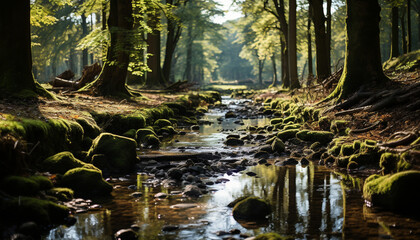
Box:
47 97 420 240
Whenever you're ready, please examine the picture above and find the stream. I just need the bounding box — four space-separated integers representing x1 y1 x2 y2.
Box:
46 97 420 240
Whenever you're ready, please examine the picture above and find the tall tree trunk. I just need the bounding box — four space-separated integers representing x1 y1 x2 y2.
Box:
163 21 182 84
0 0 43 96
280 37 290 88
326 0 332 71
81 13 88 67
86 0 133 96
327 0 388 101
407 0 412 52
401 7 407 54
311 0 330 81
288 0 300 89
69 47 76 73
184 21 193 82
270 54 278 87
308 4 314 84
145 10 164 88
390 7 400 59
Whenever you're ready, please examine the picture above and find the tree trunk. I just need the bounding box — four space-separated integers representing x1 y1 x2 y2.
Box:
270 54 278 87
163 21 182 84
327 0 388 100
85 0 133 96
407 0 412 52
184 21 193 82
81 13 88 67
308 4 314 83
311 0 330 81
0 0 41 95
288 0 300 89
326 0 332 72
145 10 164 88
390 7 400 59
258 56 265 86
401 7 407 54
280 37 290 88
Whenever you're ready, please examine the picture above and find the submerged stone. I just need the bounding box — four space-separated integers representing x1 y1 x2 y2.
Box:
232 196 271 220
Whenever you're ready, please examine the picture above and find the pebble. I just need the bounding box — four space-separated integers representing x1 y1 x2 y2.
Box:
154 192 168 199
162 225 179 231
170 203 198 209
130 192 143 198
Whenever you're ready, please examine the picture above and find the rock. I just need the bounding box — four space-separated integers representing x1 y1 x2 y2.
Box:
281 158 299 166
271 137 285 154
17 222 40 239
182 184 202 198
154 119 172 128
167 168 183 180
41 151 99 174
62 168 112 197
86 133 138 173
259 144 273 153
310 142 322 151
162 225 179 231
0 175 53 197
225 111 237 118
225 138 244 146
130 192 143 198
364 171 420 214
230 229 241 234
245 172 257 177
154 192 168 199
216 230 230 236
255 151 269 159
232 197 271 220
170 203 198 209
300 157 310 165
191 125 200 130
47 187 74 201
296 130 334 144
114 228 137 240
276 129 299 141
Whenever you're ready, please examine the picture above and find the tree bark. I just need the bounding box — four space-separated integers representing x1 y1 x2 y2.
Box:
308 4 314 82
81 13 88 67
326 0 332 72
280 37 290 88
310 0 330 81
270 54 278 87
184 21 193 82
400 7 407 54
407 0 412 52
0 0 44 96
327 0 388 101
85 0 133 96
145 10 164 88
390 7 400 59
288 0 300 89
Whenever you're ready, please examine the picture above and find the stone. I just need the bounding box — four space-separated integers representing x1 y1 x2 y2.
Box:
225 138 244 146
182 184 202 198
232 197 271 220
41 151 99 175
170 203 198 209
162 225 179 231
114 229 137 240
167 168 183 180
61 168 112 197
130 192 143 198
225 111 237 118
154 192 168 199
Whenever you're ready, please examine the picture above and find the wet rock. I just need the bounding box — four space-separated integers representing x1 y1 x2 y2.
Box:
191 125 200 130
167 168 183 180
296 130 334 144
17 222 40 239
114 228 137 240
162 225 179 231
232 197 271 220
258 159 267 164
127 185 136 190
225 138 244 146
259 144 273 153
216 230 230 236
62 168 112 197
254 151 269 159
154 192 168 199
216 178 230 184
225 111 237 118
161 179 177 188
170 203 198 209
271 137 285 154
230 229 241 234
300 157 310 165
255 135 265 140
130 192 143 198
41 151 99 175
183 184 202 198
245 172 257 177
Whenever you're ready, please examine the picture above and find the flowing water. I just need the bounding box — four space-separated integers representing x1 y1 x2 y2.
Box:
46 97 420 240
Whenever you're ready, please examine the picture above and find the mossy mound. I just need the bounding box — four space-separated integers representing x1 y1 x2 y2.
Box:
270 118 283 125
164 102 188 115
154 119 173 128
318 117 331 131
330 120 349 136
75 117 101 139
363 170 420 214
383 49 420 72
41 151 99 174
86 133 138 173
380 152 412 174
61 167 112 197
232 197 271 220
122 129 137 140
296 130 334 144
271 137 285 154
340 144 354 156
0 196 69 225
47 187 74 201
277 129 299 141
91 112 146 135
0 175 52 196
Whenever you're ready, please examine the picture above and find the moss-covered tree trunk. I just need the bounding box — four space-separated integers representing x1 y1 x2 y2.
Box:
86 0 133 96
288 0 300 89
327 0 388 100
390 7 399 59
0 0 49 97
310 0 330 81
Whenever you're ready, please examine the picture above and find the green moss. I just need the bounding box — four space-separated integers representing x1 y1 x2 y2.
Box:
154 119 172 128
143 134 160 148
328 145 341 157
349 151 380 166
363 170 420 214
380 153 400 174
47 187 74 201
318 117 331 131
283 116 296 124
360 140 378 153
302 107 314 122
75 117 101 139
340 144 354 156
232 197 271 220
277 129 299 141
30 175 53 191
347 161 358 170
62 167 112 196
0 196 69 225
270 118 283 125
336 156 350 168
136 128 157 142
86 133 138 173
282 124 301 130
122 129 137 140
1 175 48 196
353 140 361 150
271 137 285 154
330 120 349 136
312 109 321 121
41 151 99 174
164 102 188 115
254 233 292 240
296 130 334 144
365 139 377 146
156 126 176 136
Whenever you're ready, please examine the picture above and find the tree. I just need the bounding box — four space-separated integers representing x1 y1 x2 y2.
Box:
288 0 300 89
390 6 399 59
83 0 133 96
327 0 388 100
407 0 412 52
307 4 314 82
0 0 50 97
310 0 330 81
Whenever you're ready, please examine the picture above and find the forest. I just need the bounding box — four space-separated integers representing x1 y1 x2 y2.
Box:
0 0 420 239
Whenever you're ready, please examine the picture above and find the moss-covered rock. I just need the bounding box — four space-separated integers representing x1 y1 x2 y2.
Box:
41 151 98 174
282 124 301 130
353 140 361 150
75 117 101 139
91 111 146 135
318 116 331 131
336 156 350 168
232 197 271 220
154 119 172 128
122 129 137 140
86 133 138 173
340 144 354 156
270 118 283 125
156 126 176 136
296 130 334 144
143 134 160 148
330 120 349 136
254 233 292 240
61 167 112 196
283 116 297 124
363 170 420 214
164 102 187 115
277 129 299 141
347 161 358 170
47 187 74 201
379 153 399 174
310 142 322 151
0 175 52 196
271 137 285 154
0 196 69 225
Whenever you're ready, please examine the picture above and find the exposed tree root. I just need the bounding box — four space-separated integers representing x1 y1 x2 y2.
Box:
349 120 381 134
379 132 417 148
